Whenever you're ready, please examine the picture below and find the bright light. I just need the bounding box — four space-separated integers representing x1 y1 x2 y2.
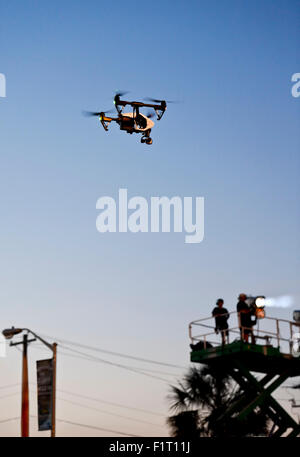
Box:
255 297 265 308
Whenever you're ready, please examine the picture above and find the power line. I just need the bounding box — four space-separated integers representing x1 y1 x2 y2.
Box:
1 390 164 429
58 343 171 383
58 396 164 429
0 415 140 437
56 418 141 437
0 389 164 429
0 383 19 390
0 383 165 418
28 342 180 377
29 342 178 377
0 392 19 400
30 383 166 418
0 394 164 435
25 341 176 383
58 388 165 417
40 333 185 370
0 417 19 424
58 344 178 377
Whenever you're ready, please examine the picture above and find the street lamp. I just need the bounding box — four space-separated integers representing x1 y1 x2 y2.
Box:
2 327 57 437
2 327 23 339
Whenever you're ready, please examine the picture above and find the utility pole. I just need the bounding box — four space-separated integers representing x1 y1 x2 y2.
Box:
21 334 29 437
3 327 56 437
10 333 36 437
51 342 57 437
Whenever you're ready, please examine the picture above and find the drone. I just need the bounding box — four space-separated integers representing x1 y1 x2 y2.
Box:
84 92 171 145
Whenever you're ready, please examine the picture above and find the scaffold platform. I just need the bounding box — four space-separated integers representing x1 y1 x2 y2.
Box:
189 311 300 437
191 340 300 376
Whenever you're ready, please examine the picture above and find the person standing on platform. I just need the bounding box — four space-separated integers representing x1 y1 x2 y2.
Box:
237 293 255 344
212 298 230 345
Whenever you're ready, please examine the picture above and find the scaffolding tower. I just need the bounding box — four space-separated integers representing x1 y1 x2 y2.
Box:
189 312 300 437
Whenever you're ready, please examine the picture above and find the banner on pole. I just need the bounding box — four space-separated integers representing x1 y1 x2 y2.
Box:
36 358 53 431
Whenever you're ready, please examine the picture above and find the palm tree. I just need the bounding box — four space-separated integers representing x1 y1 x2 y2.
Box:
167 411 201 439
167 364 271 437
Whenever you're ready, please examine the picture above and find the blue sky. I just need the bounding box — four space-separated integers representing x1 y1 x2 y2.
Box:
0 0 299 436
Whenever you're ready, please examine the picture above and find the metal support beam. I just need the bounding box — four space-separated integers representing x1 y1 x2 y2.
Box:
234 360 299 436
217 367 275 423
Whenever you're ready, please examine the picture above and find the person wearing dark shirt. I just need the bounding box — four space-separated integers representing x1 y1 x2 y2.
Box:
212 299 229 345
237 293 255 343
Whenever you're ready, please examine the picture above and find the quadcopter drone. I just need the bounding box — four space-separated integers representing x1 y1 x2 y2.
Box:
84 92 170 145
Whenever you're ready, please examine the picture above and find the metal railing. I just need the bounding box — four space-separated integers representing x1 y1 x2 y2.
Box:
189 311 300 355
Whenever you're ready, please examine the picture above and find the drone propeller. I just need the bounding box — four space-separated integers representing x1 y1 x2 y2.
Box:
115 91 129 98
82 109 114 117
144 97 179 104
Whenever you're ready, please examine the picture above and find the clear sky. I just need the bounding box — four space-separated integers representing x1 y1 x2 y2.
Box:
0 0 300 436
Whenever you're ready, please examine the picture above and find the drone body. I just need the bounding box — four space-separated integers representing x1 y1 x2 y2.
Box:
118 113 155 143
84 93 168 145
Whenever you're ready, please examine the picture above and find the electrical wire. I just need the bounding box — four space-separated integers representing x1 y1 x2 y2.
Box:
58 343 171 383
0 383 19 390
58 396 164 429
40 333 185 370
25 342 178 382
56 418 141 437
57 388 165 417
0 414 142 437
27 415 140 437
0 332 179 431
0 383 166 418
41 343 178 376
0 392 19 400
0 417 19 424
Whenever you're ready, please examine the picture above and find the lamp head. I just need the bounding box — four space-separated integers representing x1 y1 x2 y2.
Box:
2 327 23 340
245 296 266 319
